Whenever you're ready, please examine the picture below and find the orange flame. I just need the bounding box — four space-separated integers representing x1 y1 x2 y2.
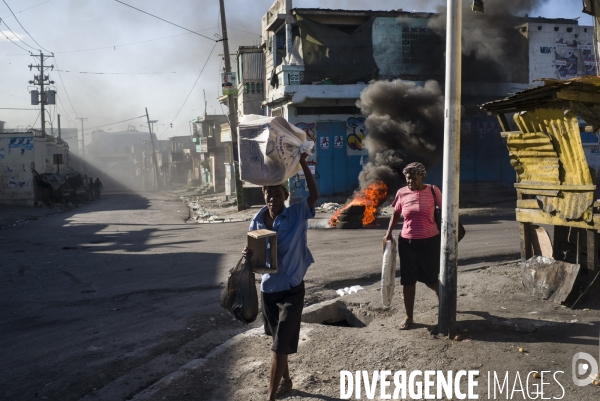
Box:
329 182 388 227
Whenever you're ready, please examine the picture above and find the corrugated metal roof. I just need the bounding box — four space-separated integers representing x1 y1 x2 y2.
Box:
481 76 600 114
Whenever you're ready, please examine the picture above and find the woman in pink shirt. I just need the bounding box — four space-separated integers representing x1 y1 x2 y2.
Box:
383 162 442 330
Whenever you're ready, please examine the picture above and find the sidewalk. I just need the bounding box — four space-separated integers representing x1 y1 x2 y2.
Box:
0 203 65 229
131 261 600 401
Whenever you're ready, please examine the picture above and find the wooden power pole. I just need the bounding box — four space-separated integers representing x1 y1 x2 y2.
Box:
438 0 463 338
219 0 245 211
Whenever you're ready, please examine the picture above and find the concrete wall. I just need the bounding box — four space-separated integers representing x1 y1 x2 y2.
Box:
527 22 595 82
0 133 35 205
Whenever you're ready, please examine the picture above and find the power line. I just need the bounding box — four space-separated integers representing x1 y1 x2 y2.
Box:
0 107 37 110
2 0 51 52
159 42 217 138
0 27 220 56
52 55 77 117
0 29 29 53
114 0 220 42
0 0 52 19
85 115 146 131
53 28 217 54
0 19 35 52
0 89 28 100
55 69 178 75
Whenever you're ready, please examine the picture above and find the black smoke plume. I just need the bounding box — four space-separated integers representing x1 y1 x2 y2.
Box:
357 79 445 192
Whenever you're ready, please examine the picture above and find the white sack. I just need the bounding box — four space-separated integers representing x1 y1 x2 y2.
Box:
381 239 397 307
238 115 314 186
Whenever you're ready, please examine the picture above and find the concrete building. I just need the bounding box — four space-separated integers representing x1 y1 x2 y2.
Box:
520 18 595 82
236 46 266 117
86 127 160 190
191 114 229 193
169 135 194 185
259 0 596 201
0 129 72 205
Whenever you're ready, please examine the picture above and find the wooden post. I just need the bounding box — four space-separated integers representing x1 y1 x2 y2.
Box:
520 222 532 271
587 229 598 282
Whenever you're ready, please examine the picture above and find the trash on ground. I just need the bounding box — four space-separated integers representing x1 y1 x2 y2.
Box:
336 285 365 297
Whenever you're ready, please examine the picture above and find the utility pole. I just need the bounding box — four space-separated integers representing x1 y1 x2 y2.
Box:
57 114 62 141
219 0 245 211
28 52 54 135
438 0 463 338
77 117 88 172
145 108 161 191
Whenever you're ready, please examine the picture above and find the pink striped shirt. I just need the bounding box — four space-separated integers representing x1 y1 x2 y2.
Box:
391 184 442 239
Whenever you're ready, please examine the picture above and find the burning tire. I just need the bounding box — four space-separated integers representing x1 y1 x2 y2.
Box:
336 213 363 223
335 220 363 229
340 205 365 215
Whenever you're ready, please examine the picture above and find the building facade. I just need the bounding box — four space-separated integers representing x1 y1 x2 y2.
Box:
0 130 72 205
259 0 596 201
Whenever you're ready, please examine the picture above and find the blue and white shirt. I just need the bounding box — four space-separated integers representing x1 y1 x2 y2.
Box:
249 198 315 293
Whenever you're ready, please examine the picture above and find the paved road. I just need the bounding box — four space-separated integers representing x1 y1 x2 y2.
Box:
0 192 521 400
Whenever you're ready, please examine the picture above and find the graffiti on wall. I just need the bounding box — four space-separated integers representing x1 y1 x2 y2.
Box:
8 137 33 155
294 122 317 143
555 38 596 79
347 117 368 156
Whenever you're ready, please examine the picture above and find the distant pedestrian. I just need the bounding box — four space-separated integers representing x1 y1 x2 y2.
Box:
384 162 442 330
88 177 95 200
94 178 103 199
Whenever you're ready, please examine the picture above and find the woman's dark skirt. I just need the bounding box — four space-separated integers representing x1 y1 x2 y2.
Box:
261 281 305 354
398 235 441 286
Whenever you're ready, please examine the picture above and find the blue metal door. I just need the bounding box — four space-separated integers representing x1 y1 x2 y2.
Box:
316 123 334 196
332 122 347 194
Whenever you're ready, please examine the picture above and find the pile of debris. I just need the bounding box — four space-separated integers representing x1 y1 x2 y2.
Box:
316 203 340 213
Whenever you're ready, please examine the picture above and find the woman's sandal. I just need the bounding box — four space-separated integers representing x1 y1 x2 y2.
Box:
399 317 413 330
276 379 293 398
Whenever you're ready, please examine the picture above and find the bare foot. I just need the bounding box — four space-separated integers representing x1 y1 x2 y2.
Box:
399 316 413 330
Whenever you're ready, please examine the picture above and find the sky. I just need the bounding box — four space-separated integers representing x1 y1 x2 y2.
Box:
0 0 593 143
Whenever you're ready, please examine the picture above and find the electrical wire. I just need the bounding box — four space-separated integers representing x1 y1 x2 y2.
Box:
0 89 28 100
55 69 178 75
52 55 77 116
159 42 218 138
85 115 146 131
114 0 220 42
0 107 37 110
53 28 217 54
2 0 51 52
0 19 34 52
0 0 52 19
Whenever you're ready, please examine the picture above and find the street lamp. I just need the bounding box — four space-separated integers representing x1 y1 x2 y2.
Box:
148 119 158 134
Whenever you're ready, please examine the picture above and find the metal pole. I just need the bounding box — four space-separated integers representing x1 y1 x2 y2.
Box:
77 117 88 173
40 51 45 135
219 0 245 211
145 108 161 190
57 114 61 141
285 0 293 58
438 0 463 338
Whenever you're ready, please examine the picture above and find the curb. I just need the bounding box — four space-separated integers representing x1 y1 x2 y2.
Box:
130 327 263 401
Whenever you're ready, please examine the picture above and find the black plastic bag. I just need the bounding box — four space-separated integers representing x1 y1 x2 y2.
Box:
220 256 259 324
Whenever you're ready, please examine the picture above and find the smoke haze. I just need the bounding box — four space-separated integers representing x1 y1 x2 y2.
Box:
429 0 551 65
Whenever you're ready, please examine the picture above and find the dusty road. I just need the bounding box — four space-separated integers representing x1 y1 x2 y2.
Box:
1 192 521 400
